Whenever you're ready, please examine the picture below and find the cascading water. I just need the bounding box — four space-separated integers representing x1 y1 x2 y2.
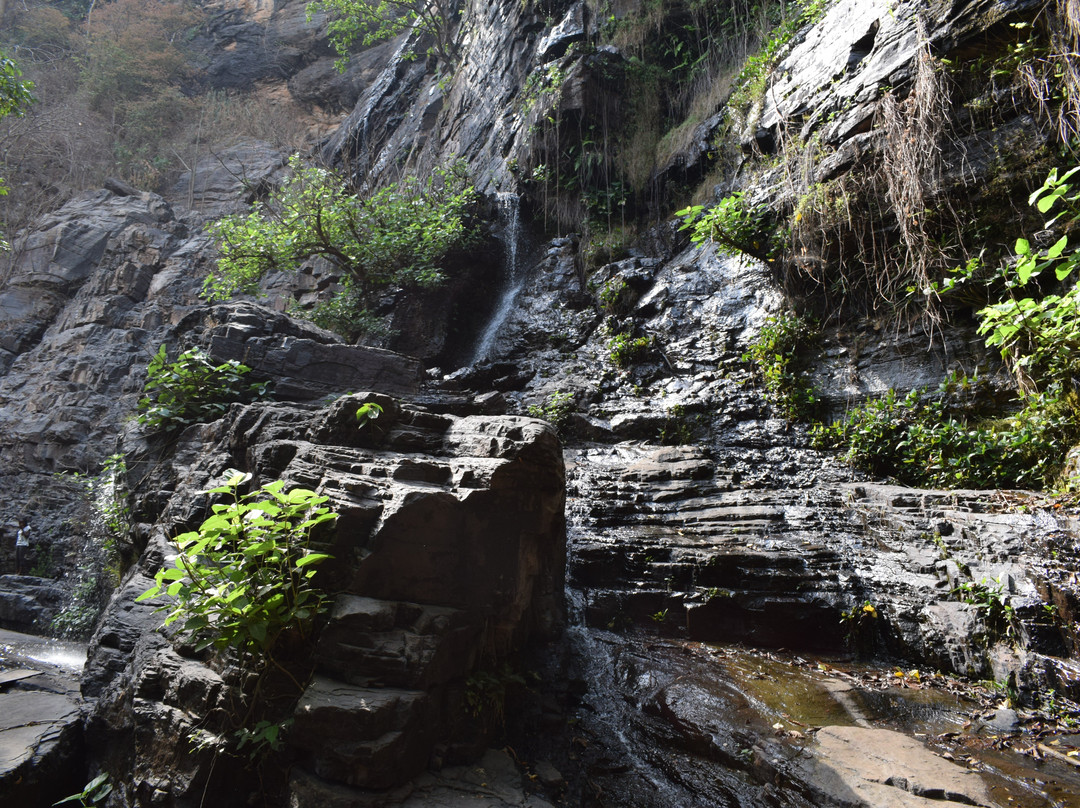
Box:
471 192 524 365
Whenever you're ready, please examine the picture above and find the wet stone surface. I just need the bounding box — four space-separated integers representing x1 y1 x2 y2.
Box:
0 628 86 808
551 635 1080 808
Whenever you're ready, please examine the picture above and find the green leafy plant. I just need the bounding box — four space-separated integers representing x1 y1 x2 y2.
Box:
814 383 1080 490
54 773 112 807
136 470 332 759
29 543 56 578
675 192 779 260
0 49 35 247
464 664 527 728
598 277 631 315
818 166 1080 491
953 576 1020 646
49 453 133 638
840 600 877 653
96 453 132 556
137 345 268 433
307 0 461 69
607 332 652 368
978 165 1080 391
137 471 335 663
657 404 696 445
356 401 384 427
726 0 829 116
234 718 294 760
206 156 478 340
521 62 566 113
0 51 35 121
527 391 576 432
742 313 819 421
50 576 104 639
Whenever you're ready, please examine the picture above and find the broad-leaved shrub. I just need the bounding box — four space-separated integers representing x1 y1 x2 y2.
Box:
138 345 267 433
138 472 335 658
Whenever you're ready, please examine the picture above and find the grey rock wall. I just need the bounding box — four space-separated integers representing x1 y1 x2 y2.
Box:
83 396 565 807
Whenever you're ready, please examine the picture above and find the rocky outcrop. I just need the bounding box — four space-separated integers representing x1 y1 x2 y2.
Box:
758 0 1044 147
0 577 66 634
82 395 565 807
191 0 371 113
0 629 86 808
566 438 1067 682
2 0 1078 805
290 748 556 808
168 141 290 217
324 0 561 193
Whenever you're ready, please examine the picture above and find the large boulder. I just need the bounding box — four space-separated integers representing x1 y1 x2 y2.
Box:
81 395 565 806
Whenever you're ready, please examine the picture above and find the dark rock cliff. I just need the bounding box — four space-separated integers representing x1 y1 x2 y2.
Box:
2 0 1080 806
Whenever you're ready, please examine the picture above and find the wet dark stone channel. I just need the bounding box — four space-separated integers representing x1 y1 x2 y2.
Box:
553 631 1080 807
540 440 1080 807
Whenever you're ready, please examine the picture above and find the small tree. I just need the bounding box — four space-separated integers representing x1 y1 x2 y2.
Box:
204 155 478 339
307 0 462 68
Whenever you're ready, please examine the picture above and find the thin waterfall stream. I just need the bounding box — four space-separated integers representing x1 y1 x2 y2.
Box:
471 192 524 365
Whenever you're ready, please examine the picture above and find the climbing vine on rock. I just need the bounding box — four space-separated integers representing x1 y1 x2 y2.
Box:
742 313 819 421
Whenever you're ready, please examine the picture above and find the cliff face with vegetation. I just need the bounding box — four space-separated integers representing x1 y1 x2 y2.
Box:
3 0 1080 806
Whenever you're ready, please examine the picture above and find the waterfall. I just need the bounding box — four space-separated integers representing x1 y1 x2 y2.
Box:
471 192 524 365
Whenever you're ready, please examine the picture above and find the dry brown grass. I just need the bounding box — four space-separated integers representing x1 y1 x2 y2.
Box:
0 0 333 238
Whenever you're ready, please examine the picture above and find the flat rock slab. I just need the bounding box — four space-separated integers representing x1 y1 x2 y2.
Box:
398 749 556 808
0 628 85 805
0 669 40 687
0 689 80 775
801 726 994 807
290 749 555 808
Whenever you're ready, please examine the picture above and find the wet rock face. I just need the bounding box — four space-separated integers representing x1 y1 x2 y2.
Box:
324 0 554 192
83 397 565 806
548 635 1080 808
0 577 66 634
564 439 1070 684
758 0 1045 147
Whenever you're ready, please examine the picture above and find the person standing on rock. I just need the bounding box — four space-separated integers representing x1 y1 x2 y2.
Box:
15 517 31 575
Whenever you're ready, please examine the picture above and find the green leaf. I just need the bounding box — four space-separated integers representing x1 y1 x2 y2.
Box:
135 587 160 602
1037 191 1062 214
183 615 210 633
1046 235 1069 259
249 621 267 645
1056 254 1078 281
1016 256 1037 285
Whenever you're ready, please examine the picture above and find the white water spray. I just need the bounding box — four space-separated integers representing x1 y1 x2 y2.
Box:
471 192 524 365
